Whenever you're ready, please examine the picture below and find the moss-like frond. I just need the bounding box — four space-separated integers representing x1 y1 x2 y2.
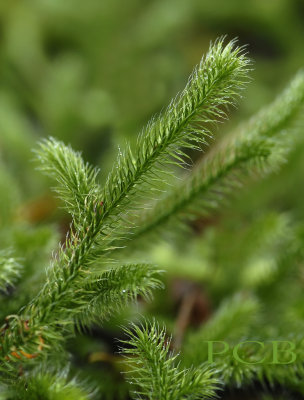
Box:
129 70 304 241
0 249 22 292
121 321 218 400
35 137 100 229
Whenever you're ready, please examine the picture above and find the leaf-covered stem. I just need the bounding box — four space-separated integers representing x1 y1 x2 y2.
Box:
121 321 218 400
0 250 22 292
100 38 250 229
129 70 304 240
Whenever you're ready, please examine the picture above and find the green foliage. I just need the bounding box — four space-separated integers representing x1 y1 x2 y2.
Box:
0 261 162 374
4 369 95 400
98 38 250 240
121 321 218 400
183 294 260 367
0 33 304 400
76 264 164 328
131 70 304 240
0 250 22 292
35 137 100 227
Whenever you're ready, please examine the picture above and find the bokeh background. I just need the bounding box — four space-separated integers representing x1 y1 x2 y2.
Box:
1 1 304 399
